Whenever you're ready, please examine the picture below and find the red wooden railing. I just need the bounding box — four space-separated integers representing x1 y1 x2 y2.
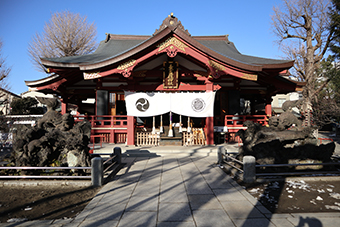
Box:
224 115 268 128
223 115 268 143
74 115 128 144
74 114 268 145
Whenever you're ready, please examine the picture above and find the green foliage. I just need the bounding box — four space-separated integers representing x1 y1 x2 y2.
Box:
10 97 45 115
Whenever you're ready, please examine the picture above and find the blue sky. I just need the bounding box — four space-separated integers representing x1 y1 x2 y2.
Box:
0 0 284 95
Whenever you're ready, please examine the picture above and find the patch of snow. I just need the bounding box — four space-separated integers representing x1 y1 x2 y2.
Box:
248 188 261 194
288 195 293 198
330 192 340 200
7 218 28 223
316 196 323 201
286 180 311 191
325 205 340 210
327 188 333 192
317 189 325 193
310 200 317 205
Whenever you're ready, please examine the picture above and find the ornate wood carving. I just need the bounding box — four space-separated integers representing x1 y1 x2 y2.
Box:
153 13 191 36
157 37 188 58
241 73 258 81
83 72 101 80
116 59 137 77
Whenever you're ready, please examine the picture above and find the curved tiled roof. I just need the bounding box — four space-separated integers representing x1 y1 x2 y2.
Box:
196 39 290 66
42 36 150 65
41 15 293 72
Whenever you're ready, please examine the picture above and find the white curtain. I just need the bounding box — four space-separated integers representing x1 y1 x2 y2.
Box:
124 91 216 117
124 91 170 117
171 92 215 117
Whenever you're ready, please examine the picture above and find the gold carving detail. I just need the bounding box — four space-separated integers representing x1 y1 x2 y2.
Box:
208 60 226 72
84 72 101 80
241 73 258 81
117 59 136 71
157 37 187 52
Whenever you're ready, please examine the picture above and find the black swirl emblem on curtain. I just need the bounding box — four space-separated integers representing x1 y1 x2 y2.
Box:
191 98 205 112
135 98 150 112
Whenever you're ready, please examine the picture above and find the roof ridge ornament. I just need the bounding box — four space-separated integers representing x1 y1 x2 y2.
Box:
153 13 191 36
225 35 231 44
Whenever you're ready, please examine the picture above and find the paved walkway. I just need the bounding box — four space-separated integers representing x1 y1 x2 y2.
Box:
2 143 340 226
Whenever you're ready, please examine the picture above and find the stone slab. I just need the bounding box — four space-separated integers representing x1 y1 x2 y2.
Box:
188 194 223 210
117 211 157 227
158 202 193 222
220 200 265 219
192 209 234 227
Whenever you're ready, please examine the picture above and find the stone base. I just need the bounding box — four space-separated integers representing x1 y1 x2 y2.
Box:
159 137 182 146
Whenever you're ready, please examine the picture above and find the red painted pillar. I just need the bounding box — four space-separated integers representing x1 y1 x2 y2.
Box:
206 117 214 145
61 101 67 115
127 116 135 145
206 81 214 145
265 104 272 117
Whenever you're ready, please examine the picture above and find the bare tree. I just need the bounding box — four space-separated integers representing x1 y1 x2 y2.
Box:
0 39 10 87
271 0 334 126
0 39 11 115
28 10 97 73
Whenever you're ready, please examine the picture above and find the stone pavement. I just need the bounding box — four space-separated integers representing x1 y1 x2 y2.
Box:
2 143 340 227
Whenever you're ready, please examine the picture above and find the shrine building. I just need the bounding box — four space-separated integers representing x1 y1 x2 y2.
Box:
26 14 301 146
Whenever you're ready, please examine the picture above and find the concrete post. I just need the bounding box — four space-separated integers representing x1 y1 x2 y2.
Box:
91 157 103 187
243 156 256 183
113 147 122 164
217 146 227 166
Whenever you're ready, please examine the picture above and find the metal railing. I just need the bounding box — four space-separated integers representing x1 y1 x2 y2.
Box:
0 147 122 187
0 166 91 179
217 146 340 183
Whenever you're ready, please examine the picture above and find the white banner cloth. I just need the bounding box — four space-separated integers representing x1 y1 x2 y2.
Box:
171 92 215 117
124 91 216 117
124 91 170 117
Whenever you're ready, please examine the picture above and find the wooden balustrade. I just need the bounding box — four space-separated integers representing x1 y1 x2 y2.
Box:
136 132 160 146
74 115 128 144
183 128 206 146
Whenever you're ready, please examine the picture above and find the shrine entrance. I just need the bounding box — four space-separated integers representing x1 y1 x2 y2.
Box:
135 113 207 146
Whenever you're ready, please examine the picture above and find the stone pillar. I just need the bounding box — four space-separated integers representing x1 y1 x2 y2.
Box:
113 147 122 164
91 157 103 187
243 156 256 183
217 146 227 166
96 90 108 116
127 115 135 145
